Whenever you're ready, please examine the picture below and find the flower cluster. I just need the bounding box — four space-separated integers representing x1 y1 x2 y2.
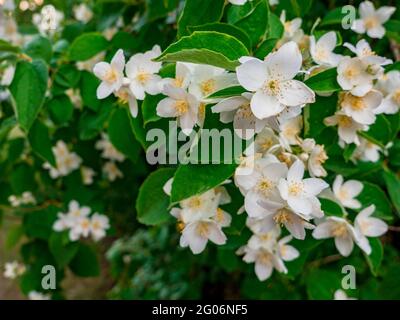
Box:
95 133 124 181
8 191 36 207
163 179 232 254
53 200 110 242
3 261 26 279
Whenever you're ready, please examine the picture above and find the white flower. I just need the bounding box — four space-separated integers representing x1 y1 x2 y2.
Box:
344 39 392 69
278 235 300 261
178 189 220 223
278 160 328 216
0 0 15 11
69 216 91 241
374 71 400 115
73 3 93 23
236 41 315 119
43 141 82 178
160 62 191 90
93 49 125 99
32 5 64 35
280 11 303 43
333 175 363 209
95 133 125 162
103 161 123 181
337 57 374 97
156 85 199 135
257 201 315 240
334 289 357 300
0 65 15 86
279 115 302 150
90 213 110 241
353 137 381 162
351 1 395 39
53 200 91 233
28 291 51 300
3 261 25 279
125 45 162 100
307 142 328 178
81 166 96 185
354 205 388 255
237 156 288 218
186 63 237 100
324 112 367 145
8 191 36 207
312 216 359 256
114 86 138 117
340 90 382 125
211 93 270 140
310 31 342 67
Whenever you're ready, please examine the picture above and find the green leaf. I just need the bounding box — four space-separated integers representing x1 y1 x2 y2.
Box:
254 38 278 59
0 39 21 54
9 59 48 132
320 198 344 217
385 20 400 42
136 167 176 226
80 71 101 111
28 120 56 166
358 181 393 221
304 68 341 93
170 164 237 203
78 100 112 140
23 206 58 240
267 12 284 39
303 94 337 139
5 225 24 249
234 0 269 47
382 170 400 217
206 85 246 99
227 1 253 24
280 0 313 17
306 269 342 300
23 35 52 63
49 233 80 268
69 244 100 277
188 22 252 50
177 0 225 37
364 237 383 277
108 108 140 162
54 64 81 88
359 115 392 148
68 32 109 61
320 6 354 26
156 31 249 71
47 94 74 125
142 94 163 125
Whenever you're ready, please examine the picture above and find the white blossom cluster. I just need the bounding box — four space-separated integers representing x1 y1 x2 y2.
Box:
95 133 124 181
3 261 26 279
90 0 396 282
8 191 36 207
32 4 64 35
53 200 110 242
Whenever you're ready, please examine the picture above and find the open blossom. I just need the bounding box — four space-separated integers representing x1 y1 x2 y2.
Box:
278 160 328 216
160 62 191 90
374 71 400 115
32 5 64 35
278 115 302 150
353 137 381 162
8 191 36 207
279 11 304 45
236 41 315 120
43 141 82 178
125 45 162 100
354 205 388 254
309 31 342 67
93 49 125 99
351 1 395 39
156 85 199 135
103 161 123 181
95 133 125 162
53 200 91 232
334 289 357 300
250 127 280 155
339 90 382 125
168 188 231 254
114 86 138 117
90 213 110 241
81 166 96 185
300 138 328 177
337 57 374 97
333 175 363 209
324 112 367 145
312 216 360 256
3 261 25 279
73 3 93 23
212 93 270 140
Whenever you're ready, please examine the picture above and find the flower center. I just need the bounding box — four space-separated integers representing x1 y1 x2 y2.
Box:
288 181 304 196
188 196 202 209
315 148 328 164
136 71 150 84
174 76 184 88
347 95 365 111
315 48 328 61
115 89 129 104
104 68 118 83
344 66 359 79
273 208 292 226
338 188 348 201
215 208 225 223
196 222 209 237
364 16 379 29
259 138 273 152
258 251 272 265
200 79 216 96
332 222 348 237
81 219 90 229
257 178 274 196
337 115 353 128
175 100 188 115
239 103 253 118
263 79 280 95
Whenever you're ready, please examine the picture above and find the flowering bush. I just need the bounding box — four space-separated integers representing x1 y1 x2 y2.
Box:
1 0 400 300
